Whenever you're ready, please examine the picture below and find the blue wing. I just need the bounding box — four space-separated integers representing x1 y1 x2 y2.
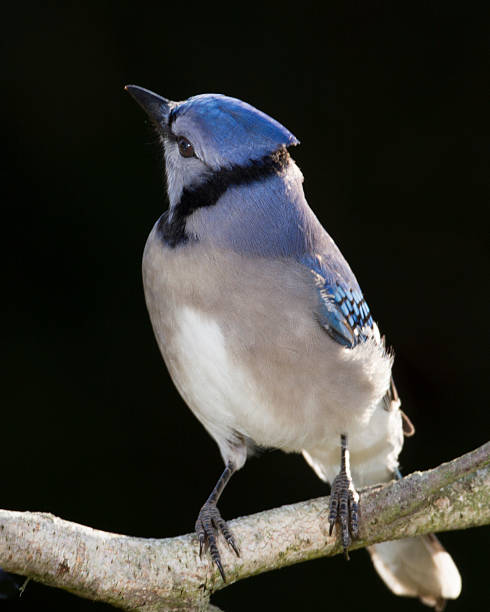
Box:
300 253 374 348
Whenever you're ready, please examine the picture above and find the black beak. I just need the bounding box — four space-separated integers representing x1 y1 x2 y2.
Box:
125 85 172 127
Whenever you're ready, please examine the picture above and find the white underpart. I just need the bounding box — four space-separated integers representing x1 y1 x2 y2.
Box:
302 401 403 486
173 305 401 481
172 306 254 468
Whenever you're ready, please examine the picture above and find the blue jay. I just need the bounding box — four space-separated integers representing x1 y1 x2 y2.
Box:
126 85 461 609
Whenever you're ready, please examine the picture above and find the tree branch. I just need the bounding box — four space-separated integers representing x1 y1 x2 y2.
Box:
1 442 489 611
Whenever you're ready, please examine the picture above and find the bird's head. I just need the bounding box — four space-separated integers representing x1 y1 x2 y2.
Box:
125 86 299 209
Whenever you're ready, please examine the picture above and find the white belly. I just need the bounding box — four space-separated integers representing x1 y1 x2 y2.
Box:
170 305 260 464
170 305 402 484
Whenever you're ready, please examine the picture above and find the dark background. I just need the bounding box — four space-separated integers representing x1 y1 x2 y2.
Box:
2 2 489 610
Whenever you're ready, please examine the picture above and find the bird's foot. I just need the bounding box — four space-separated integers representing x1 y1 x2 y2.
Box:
328 467 359 559
195 500 240 581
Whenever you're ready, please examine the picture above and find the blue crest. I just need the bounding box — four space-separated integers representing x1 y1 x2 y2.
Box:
171 94 299 166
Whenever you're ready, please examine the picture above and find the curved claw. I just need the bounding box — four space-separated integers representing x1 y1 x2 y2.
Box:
215 515 241 557
328 471 360 558
195 501 239 582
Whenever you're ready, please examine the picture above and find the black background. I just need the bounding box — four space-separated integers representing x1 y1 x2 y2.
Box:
2 2 489 610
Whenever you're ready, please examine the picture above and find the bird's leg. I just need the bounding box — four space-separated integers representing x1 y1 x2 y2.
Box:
195 460 239 581
328 433 359 559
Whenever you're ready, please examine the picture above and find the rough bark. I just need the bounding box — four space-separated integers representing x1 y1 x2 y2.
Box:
0 442 488 611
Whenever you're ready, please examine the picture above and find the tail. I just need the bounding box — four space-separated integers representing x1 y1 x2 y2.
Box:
370 385 461 609
368 535 461 610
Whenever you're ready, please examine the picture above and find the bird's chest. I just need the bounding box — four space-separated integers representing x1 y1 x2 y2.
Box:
142 230 264 444
142 229 393 453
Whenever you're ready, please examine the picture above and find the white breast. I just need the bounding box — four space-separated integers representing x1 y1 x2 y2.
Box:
170 306 258 467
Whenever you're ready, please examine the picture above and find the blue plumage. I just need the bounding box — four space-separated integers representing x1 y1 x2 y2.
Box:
169 94 375 349
127 85 375 350
169 93 375 349
169 94 299 167
301 254 374 348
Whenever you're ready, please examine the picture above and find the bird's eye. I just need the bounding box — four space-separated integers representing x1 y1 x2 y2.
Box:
177 136 195 158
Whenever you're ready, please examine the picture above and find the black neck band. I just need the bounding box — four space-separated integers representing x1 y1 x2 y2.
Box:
157 147 290 247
